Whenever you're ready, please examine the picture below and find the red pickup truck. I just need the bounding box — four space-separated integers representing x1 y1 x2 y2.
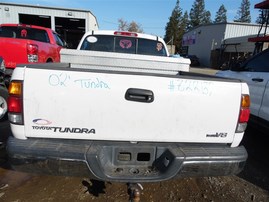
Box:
0 24 65 82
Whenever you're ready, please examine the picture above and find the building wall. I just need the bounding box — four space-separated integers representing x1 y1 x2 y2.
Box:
183 24 226 66
182 22 263 67
224 35 256 53
0 3 98 31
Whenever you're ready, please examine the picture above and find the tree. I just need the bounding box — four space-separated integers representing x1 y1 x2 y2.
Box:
234 0 251 23
128 21 143 33
118 18 129 31
204 11 212 24
182 11 190 32
214 4 227 23
256 9 269 24
189 0 212 28
117 18 143 33
164 0 183 53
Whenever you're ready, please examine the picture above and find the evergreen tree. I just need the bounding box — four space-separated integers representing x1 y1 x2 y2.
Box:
234 0 251 23
214 4 227 23
182 11 190 32
164 0 183 52
256 10 263 24
204 11 212 24
189 0 211 28
256 9 269 24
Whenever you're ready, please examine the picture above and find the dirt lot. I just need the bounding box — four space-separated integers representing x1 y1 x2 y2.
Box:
0 142 268 202
0 68 269 201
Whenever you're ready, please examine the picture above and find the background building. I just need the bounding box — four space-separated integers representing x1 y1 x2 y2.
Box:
0 2 98 48
182 22 268 68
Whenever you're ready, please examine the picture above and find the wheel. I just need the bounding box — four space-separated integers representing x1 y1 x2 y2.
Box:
0 86 8 121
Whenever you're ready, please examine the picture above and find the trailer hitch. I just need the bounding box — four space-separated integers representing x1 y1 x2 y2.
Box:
127 183 143 202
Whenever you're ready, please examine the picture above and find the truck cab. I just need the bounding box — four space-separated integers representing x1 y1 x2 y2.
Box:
78 30 169 57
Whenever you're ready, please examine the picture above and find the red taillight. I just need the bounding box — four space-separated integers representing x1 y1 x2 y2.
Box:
27 44 38 55
8 96 22 113
114 31 138 37
239 108 250 123
27 44 38 63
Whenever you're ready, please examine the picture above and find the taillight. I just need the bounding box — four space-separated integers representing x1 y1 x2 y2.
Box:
8 81 23 124
8 97 22 113
27 44 38 62
236 95 250 132
114 31 138 37
239 108 250 123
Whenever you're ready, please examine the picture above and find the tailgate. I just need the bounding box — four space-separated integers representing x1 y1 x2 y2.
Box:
0 38 28 68
23 67 242 143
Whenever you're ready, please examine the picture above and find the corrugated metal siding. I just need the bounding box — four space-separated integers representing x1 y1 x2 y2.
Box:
224 23 262 39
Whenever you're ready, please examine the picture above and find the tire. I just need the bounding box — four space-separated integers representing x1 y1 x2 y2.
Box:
0 86 8 121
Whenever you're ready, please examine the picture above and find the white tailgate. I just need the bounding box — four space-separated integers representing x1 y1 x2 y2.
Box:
23 68 242 143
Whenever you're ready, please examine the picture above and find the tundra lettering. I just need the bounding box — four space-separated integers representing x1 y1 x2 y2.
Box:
32 126 96 134
74 78 110 89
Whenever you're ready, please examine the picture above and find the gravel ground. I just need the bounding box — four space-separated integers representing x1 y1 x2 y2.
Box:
0 170 268 202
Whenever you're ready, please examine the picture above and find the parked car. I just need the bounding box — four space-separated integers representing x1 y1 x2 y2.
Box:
0 56 8 121
216 48 269 131
183 55 200 67
0 23 66 84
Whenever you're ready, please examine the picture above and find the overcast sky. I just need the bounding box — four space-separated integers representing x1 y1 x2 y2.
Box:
2 0 261 37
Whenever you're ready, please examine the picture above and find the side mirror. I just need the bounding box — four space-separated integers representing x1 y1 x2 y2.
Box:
64 41 69 48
